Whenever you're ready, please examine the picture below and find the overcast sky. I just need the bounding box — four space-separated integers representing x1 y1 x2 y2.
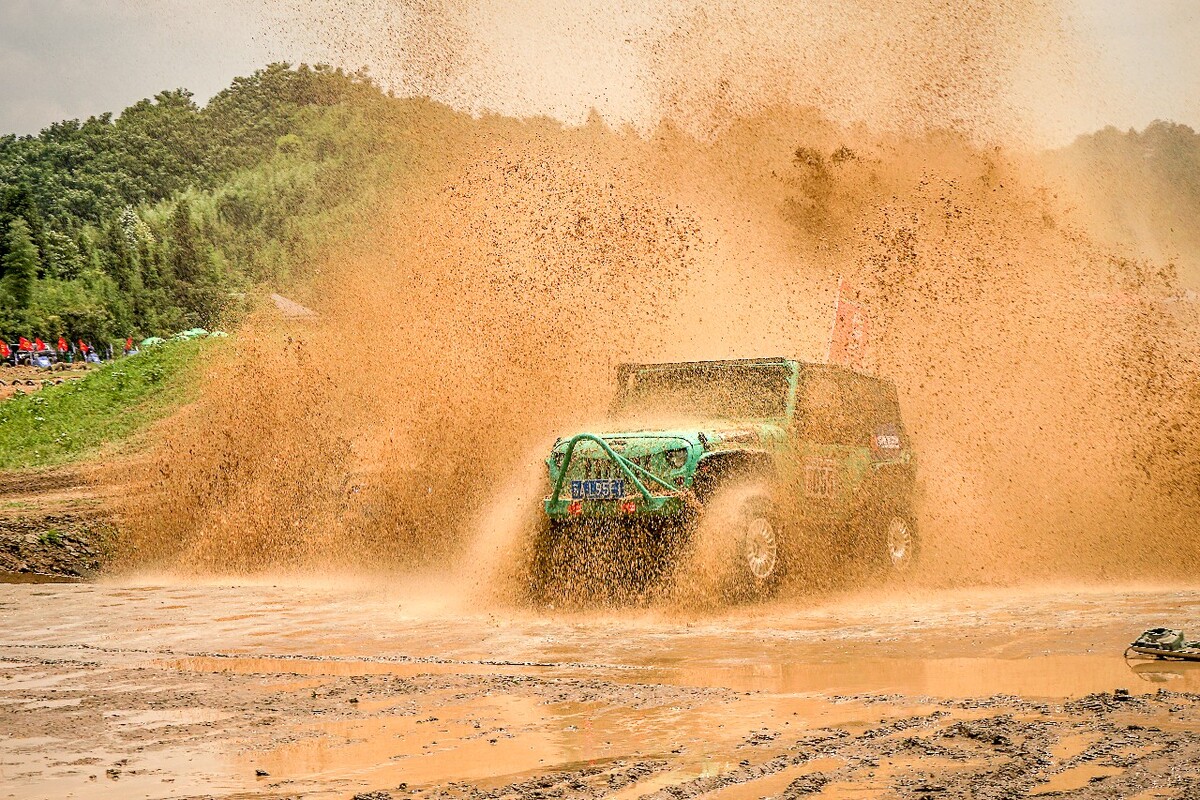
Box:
0 0 1196 146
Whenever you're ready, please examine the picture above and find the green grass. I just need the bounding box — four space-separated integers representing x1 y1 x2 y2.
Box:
0 339 212 470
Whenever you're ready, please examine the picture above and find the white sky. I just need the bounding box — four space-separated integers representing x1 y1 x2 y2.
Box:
0 0 1196 146
1025 0 1200 143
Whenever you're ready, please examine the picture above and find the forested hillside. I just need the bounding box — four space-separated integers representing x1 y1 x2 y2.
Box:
4 61 1198 351
0 63 458 344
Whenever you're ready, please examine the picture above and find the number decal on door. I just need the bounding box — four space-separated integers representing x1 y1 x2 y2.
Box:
804 458 836 498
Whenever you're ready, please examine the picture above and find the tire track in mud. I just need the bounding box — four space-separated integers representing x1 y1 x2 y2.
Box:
6 638 1200 798
416 695 1200 800
0 641 649 673
6 584 1200 797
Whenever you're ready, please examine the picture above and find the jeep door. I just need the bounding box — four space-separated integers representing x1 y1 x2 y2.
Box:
845 374 914 511
791 366 876 527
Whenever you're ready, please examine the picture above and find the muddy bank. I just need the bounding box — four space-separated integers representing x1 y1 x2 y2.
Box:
6 649 1200 800
0 363 89 401
3 582 1200 798
0 466 115 578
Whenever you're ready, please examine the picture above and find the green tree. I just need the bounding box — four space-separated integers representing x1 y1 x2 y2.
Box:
43 228 82 280
167 199 202 286
100 216 139 293
0 185 47 274
2 217 38 308
0 62 462 342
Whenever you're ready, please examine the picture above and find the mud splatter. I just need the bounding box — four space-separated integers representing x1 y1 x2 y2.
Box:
103 2 1200 596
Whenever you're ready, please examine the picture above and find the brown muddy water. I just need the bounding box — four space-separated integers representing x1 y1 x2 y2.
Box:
3 580 1200 799
6 3 1200 798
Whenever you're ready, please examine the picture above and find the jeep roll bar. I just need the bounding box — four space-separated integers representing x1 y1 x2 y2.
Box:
546 433 679 513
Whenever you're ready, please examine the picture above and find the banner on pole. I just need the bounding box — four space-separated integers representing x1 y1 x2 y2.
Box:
827 277 870 370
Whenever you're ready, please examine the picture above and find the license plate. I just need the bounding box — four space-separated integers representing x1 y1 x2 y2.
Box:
570 479 625 500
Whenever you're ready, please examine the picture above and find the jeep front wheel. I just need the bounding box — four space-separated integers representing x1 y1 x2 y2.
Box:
740 496 780 590
673 484 782 604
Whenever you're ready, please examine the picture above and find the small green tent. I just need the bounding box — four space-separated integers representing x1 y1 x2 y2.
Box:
173 328 209 340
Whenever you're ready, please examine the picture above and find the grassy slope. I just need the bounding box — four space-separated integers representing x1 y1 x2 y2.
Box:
0 339 210 470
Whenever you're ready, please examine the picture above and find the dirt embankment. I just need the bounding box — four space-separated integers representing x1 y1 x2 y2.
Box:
0 466 115 578
0 362 90 401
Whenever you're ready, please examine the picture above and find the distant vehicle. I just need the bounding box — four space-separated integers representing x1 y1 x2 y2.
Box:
5 348 35 367
533 357 918 601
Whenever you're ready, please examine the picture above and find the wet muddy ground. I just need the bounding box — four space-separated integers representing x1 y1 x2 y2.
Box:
3 582 1200 799
0 365 89 402
0 468 113 579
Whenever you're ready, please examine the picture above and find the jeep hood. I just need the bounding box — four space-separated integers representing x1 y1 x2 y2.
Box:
551 421 787 456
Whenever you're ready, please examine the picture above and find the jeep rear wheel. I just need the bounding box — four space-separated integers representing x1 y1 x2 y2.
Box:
885 516 914 569
876 511 919 573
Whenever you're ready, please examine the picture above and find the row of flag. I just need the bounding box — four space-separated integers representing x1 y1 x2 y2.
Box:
0 337 133 359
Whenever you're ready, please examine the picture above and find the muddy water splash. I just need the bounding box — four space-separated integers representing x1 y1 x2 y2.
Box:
116 2 1200 593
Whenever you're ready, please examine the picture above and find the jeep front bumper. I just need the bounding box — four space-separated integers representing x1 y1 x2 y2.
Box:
543 433 689 520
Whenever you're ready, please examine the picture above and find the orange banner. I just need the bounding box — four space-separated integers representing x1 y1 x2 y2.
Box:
827 278 870 370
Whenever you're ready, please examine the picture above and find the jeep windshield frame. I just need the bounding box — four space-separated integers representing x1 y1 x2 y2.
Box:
610 359 797 423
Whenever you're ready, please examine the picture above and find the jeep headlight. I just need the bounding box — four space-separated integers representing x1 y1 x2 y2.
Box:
665 448 688 470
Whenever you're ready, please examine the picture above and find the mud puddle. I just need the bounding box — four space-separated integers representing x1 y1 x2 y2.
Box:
133 648 1200 699
3 582 1200 798
0 571 80 584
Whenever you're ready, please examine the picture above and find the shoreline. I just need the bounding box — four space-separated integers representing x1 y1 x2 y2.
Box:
0 465 114 579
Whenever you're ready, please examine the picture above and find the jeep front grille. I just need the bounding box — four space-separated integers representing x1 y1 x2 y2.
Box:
574 454 656 480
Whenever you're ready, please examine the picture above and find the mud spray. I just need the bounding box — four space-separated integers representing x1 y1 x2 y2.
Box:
116 1 1200 600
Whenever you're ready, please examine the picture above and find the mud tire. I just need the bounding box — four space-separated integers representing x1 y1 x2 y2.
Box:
868 508 920 575
526 517 559 605
529 517 685 607
674 484 783 605
730 492 783 600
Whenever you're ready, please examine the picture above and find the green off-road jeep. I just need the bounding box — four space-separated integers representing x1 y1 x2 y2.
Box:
531 357 917 601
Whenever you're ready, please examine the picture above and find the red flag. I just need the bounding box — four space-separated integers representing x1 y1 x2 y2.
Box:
125 337 133 351
57 337 68 352
18 337 32 352
35 337 45 352
78 339 88 354
827 278 871 371
0 341 9 358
